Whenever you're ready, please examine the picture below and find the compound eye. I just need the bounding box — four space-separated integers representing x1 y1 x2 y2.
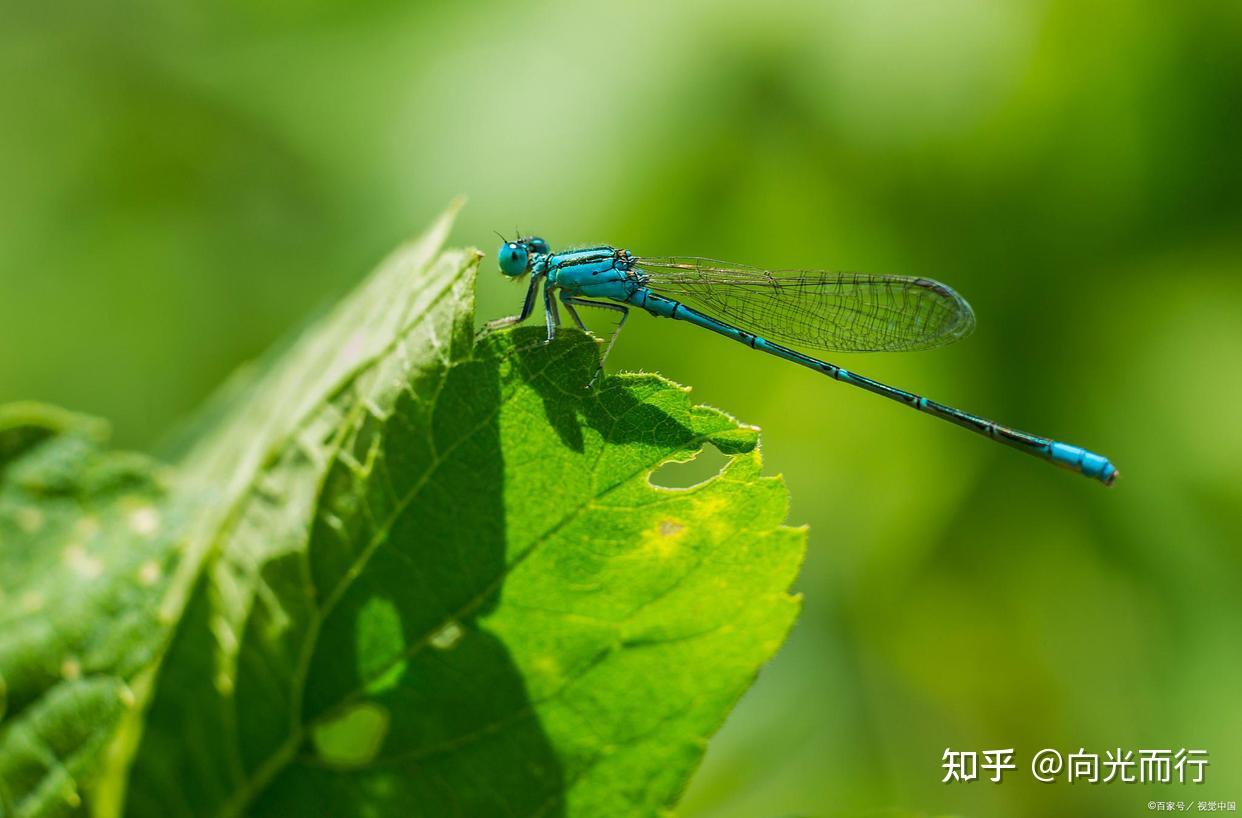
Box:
498 242 529 276
526 237 549 255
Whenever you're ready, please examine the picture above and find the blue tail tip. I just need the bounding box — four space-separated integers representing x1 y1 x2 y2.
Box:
1084 454 1119 486
1050 442 1118 486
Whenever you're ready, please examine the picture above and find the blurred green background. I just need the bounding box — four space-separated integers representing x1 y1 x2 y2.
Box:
3 0 1240 815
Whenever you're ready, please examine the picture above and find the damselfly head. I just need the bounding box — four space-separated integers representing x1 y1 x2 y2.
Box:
497 242 529 277
496 235 549 277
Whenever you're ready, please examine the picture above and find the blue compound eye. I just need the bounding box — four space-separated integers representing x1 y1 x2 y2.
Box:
498 242 529 277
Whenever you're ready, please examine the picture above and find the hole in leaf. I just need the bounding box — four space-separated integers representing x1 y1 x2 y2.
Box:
649 444 730 489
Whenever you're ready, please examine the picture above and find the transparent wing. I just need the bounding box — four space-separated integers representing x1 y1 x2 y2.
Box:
634 256 975 352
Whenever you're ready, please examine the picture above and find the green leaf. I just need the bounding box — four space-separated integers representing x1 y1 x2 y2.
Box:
0 404 179 817
1 204 805 817
226 329 803 817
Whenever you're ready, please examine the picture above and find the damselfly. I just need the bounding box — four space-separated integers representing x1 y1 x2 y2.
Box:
487 236 1117 485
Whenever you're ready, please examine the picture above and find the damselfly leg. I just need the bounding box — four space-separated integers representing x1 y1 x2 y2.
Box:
485 272 541 331
542 276 561 343
562 297 629 385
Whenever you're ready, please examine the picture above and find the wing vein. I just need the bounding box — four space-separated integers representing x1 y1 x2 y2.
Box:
634 257 975 353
